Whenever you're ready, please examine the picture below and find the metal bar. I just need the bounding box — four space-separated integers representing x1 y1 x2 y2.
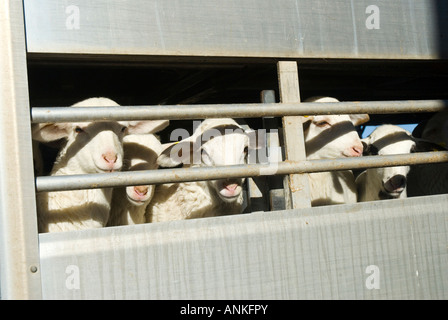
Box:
261 90 285 211
35 152 448 193
0 0 42 299
31 100 448 123
244 92 270 213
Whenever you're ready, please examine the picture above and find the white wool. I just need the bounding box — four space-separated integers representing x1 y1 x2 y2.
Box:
147 180 243 222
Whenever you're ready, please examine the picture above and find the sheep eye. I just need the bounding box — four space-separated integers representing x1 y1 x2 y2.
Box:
315 120 331 128
75 127 84 134
368 145 379 156
121 126 127 133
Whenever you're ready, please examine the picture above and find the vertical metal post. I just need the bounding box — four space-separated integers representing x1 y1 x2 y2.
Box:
261 90 285 211
0 0 42 299
277 61 311 209
244 92 275 213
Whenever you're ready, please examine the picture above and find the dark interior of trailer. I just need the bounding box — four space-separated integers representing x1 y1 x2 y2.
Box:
27 56 448 143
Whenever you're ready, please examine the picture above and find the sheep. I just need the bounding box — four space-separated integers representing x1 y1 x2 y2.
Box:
356 125 418 201
407 111 448 197
407 161 448 197
412 110 448 148
107 134 163 226
32 97 169 233
303 96 370 206
355 124 447 200
146 118 250 222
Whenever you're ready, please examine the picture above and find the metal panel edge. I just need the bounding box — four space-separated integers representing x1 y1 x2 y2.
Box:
0 0 42 299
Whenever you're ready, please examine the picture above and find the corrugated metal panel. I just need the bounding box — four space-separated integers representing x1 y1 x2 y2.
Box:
38 195 448 299
23 0 448 59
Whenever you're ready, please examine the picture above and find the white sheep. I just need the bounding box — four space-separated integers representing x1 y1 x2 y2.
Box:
146 118 250 222
33 97 169 233
356 125 417 201
304 96 370 206
107 134 163 226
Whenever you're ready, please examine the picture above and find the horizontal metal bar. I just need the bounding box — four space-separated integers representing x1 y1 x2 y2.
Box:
35 152 448 192
31 100 448 123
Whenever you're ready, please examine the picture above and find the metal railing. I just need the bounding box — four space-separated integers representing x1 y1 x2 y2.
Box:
32 99 448 193
32 100 448 122
36 152 448 192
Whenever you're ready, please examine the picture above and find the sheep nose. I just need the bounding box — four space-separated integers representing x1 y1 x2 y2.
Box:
225 183 238 191
102 151 118 164
351 145 363 157
389 174 407 190
134 186 148 196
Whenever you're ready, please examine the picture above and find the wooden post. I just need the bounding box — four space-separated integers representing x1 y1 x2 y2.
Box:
277 61 311 209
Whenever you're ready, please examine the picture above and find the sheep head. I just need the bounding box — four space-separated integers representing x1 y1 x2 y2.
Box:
362 125 417 197
202 128 249 201
303 97 369 160
157 118 251 202
122 134 161 206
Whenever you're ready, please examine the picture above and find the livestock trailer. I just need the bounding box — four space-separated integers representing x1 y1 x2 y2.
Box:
1 0 448 300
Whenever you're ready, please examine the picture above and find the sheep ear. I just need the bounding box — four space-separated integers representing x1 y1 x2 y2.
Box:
411 121 427 138
349 114 370 126
413 138 447 152
127 120 170 134
157 141 195 167
32 123 71 142
301 115 313 123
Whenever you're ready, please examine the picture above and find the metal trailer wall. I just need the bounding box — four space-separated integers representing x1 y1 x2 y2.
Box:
39 194 448 300
1 0 447 299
